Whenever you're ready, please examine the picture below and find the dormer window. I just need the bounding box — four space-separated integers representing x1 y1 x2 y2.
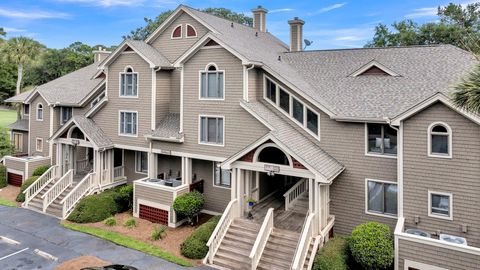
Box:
428 122 452 158
186 24 197 38
60 107 73 125
120 66 138 97
350 60 399 77
200 63 224 100
23 104 29 116
171 25 182 39
36 103 44 121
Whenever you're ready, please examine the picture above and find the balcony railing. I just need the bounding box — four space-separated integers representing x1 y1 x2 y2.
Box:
113 166 125 181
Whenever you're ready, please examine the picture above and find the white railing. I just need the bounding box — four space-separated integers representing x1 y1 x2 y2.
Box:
206 199 239 264
76 159 91 174
249 208 274 270
284 178 308 211
42 169 73 212
113 166 125 180
100 169 110 185
61 172 95 219
291 212 316 270
23 165 58 207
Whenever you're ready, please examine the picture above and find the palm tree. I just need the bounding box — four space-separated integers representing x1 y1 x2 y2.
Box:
452 64 480 114
1 37 42 118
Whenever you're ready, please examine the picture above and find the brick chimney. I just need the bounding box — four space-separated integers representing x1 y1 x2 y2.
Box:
252 6 268 32
93 46 111 63
288 17 305 52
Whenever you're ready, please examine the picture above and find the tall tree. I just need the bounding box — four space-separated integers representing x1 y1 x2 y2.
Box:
452 65 480 114
1 37 43 117
125 8 252 40
0 27 5 44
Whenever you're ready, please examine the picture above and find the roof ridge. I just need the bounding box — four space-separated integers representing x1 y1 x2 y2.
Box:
283 44 448 54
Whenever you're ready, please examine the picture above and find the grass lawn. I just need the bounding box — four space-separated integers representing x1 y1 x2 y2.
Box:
0 198 16 207
0 109 16 129
61 222 193 267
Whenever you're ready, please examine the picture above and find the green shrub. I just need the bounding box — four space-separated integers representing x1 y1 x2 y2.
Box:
181 216 220 259
67 193 118 223
0 165 6 188
313 237 348 270
123 218 136 228
15 176 39 202
115 184 133 212
173 191 204 225
104 217 117 226
32 165 50 177
349 222 394 270
151 225 167 240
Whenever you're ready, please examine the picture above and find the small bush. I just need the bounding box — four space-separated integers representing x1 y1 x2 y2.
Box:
151 225 167 240
15 176 39 202
67 193 118 223
104 217 117 226
32 165 50 177
181 216 220 259
313 237 348 270
173 191 204 225
349 222 394 270
115 184 133 212
0 165 7 188
123 218 136 228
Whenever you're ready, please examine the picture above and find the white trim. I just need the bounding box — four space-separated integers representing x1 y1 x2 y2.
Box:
151 68 157 130
364 123 398 158
118 110 139 137
119 66 139 98
398 122 404 217
114 144 149 153
135 151 148 175
35 137 44 152
427 122 452 159
252 142 294 167
198 63 225 101
179 65 184 133
404 260 448 270
36 103 44 121
12 132 23 153
99 40 162 69
365 178 398 219
150 147 225 162
170 24 183 39
350 60 400 77
428 190 453 220
185 23 197 38
198 115 225 147
233 161 315 178
6 168 24 177
263 74 320 140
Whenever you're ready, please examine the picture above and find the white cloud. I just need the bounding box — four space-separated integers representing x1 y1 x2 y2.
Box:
3 27 26 33
304 26 374 48
309 2 347 15
0 7 70 19
405 7 437 18
270 8 294 14
57 0 145 7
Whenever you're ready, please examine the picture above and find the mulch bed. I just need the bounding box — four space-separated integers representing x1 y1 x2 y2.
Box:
0 185 21 206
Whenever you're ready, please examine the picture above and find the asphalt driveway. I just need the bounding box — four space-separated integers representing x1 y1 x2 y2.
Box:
0 206 209 270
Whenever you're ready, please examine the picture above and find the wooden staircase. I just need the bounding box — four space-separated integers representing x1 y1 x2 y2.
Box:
302 240 316 270
258 228 300 270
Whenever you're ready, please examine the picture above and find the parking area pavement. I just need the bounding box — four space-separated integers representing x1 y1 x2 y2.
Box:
0 206 211 270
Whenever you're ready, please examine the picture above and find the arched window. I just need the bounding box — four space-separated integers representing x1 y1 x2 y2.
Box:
171 25 182 39
186 24 197 38
200 63 224 99
120 66 138 97
428 122 452 158
254 143 292 166
36 103 44 121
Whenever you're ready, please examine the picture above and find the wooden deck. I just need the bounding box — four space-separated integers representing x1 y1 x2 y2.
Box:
249 192 309 233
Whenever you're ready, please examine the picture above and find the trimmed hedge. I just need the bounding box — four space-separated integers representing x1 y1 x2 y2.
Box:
181 215 220 259
15 176 39 202
0 164 6 188
32 165 51 177
313 237 349 270
349 222 394 270
173 190 204 225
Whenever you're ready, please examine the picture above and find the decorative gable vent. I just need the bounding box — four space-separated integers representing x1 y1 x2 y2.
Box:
124 46 133 52
350 60 400 77
204 39 219 47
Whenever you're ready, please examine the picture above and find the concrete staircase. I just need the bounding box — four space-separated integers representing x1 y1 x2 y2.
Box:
257 228 300 270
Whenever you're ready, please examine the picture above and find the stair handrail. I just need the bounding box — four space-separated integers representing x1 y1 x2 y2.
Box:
41 169 73 212
206 199 238 264
291 212 315 270
249 207 274 270
283 178 308 211
23 165 57 207
60 172 96 219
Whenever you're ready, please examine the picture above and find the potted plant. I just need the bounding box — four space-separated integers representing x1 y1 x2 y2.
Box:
247 198 256 207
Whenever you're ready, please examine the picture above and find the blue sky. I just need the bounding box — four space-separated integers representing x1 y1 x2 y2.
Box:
0 0 476 50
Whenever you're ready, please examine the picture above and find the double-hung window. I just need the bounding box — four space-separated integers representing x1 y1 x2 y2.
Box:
60 107 72 125
120 67 138 97
135 151 148 174
119 111 137 136
429 191 452 219
23 104 29 116
214 162 231 188
199 116 224 145
36 104 44 121
367 123 397 156
366 180 397 217
200 64 224 99
428 123 451 158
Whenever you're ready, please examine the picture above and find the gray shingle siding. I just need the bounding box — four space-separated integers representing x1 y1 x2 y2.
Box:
192 158 230 213
29 94 50 156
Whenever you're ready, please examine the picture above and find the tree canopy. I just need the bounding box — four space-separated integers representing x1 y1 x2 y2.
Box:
365 3 480 53
125 7 252 40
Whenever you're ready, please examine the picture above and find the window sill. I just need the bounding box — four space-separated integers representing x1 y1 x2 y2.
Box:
427 153 452 159
199 98 225 101
428 213 453 221
365 153 397 159
366 211 398 219
199 142 224 147
119 133 138 138
213 184 231 190
119 95 139 99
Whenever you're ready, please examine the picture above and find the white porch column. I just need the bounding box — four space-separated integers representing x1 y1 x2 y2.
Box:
148 152 156 179
314 180 321 233
309 178 314 214
185 157 192 185
231 168 237 200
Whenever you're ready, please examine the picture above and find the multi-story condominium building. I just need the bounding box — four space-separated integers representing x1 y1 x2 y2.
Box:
2 5 480 270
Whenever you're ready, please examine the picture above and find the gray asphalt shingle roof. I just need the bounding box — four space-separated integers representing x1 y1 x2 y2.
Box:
126 40 171 68
241 100 344 181
149 113 183 141
72 116 113 149
5 90 33 103
8 119 29 131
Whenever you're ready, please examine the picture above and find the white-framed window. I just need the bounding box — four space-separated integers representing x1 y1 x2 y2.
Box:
36 103 44 121
119 111 138 136
12 132 23 152
171 24 182 39
428 122 452 158
135 151 148 174
428 191 452 220
23 104 29 116
60 107 73 125
120 66 138 97
366 123 397 157
199 115 224 146
199 63 224 100
186 24 197 38
213 162 231 188
365 179 397 218
264 75 320 139
36 138 43 152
